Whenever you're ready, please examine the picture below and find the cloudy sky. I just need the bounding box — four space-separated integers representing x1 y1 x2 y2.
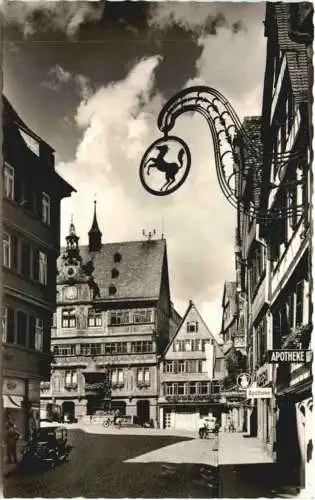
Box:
3 1 267 336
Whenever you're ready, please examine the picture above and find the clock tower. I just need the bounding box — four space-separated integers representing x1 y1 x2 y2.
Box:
61 218 82 281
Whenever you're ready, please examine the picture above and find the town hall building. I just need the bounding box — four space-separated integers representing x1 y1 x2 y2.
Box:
40 203 174 426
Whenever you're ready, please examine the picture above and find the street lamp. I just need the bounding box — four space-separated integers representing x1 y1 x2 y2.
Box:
139 85 306 221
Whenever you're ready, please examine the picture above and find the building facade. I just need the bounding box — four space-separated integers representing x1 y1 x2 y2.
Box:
260 2 313 488
40 207 172 426
159 300 227 430
220 280 248 432
221 2 313 491
2 96 74 439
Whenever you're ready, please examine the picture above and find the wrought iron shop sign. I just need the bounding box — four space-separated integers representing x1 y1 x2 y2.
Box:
266 350 313 364
139 85 307 221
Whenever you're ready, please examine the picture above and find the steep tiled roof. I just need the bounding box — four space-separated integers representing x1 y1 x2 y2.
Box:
275 4 310 103
164 300 220 356
58 239 167 300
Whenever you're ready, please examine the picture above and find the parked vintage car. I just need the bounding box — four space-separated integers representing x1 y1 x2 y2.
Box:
21 426 70 469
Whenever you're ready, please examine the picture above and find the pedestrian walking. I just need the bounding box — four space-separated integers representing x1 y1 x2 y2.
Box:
4 414 20 464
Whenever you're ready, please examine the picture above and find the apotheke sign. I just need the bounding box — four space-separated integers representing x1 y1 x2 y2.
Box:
267 350 313 364
246 387 272 399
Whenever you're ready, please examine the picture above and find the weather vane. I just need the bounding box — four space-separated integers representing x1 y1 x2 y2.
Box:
142 229 156 241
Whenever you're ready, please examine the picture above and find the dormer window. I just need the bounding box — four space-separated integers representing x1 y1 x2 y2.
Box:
19 128 40 156
113 252 121 263
111 268 119 279
187 321 198 333
109 285 117 296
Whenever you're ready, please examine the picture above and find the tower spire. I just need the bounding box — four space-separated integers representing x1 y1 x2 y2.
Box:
88 200 102 252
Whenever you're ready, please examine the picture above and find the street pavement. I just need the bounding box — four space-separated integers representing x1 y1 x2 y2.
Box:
3 427 219 498
2 424 303 498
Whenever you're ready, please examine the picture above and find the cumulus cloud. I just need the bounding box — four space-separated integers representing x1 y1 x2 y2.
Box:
57 54 236 334
3 0 104 38
56 3 266 334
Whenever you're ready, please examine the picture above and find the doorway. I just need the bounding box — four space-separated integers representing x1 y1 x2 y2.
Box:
137 400 150 425
111 401 126 415
62 401 75 422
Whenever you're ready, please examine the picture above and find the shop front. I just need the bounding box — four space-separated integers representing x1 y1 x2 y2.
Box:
3 377 27 439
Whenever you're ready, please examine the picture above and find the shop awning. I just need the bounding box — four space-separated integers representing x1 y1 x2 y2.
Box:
3 395 24 409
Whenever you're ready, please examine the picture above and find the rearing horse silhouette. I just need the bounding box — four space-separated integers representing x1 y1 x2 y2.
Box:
145 145 185 191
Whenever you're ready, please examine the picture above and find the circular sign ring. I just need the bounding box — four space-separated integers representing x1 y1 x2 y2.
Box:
139 135 191 196
236 373 252 390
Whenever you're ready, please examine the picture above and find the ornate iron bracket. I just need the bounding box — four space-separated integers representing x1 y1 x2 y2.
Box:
139 85 307 221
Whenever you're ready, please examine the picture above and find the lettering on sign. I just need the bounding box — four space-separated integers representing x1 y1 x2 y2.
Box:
267 350 313 364
247 387 272 399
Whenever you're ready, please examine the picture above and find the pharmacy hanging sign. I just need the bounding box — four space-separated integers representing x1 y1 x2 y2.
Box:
247 387 273 399
266 350 313 364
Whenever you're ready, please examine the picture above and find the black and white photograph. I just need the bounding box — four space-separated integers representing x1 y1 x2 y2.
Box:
0 1 313 498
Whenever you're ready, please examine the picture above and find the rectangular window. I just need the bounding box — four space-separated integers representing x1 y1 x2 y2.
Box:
42 193 51 225
29 315 36 350
165 362 174 373
62 309 76 328
105 342 127 354
189 382 197 395
17 311 27 347
35 319 43 351
39 251 48 285
65 371 77 388
165 384 174 396
199 382 209 394
11 234 18 270
5 307 15 343
53 344 75 356
21 242 31 277
177 383 185 395
191 339 201 351
2 307 8 342
88 310 102 327
133 310 152 323
80 344 102 356
185 340 191 351
131 341 153 353
178 360 185 373
176 340 186 352
112 369 124 386
187 321 198 333
65 371 72 387
32 249 39 281
110 311 129 325
137 368 150 386
3 232 11 268
4 164 15 200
